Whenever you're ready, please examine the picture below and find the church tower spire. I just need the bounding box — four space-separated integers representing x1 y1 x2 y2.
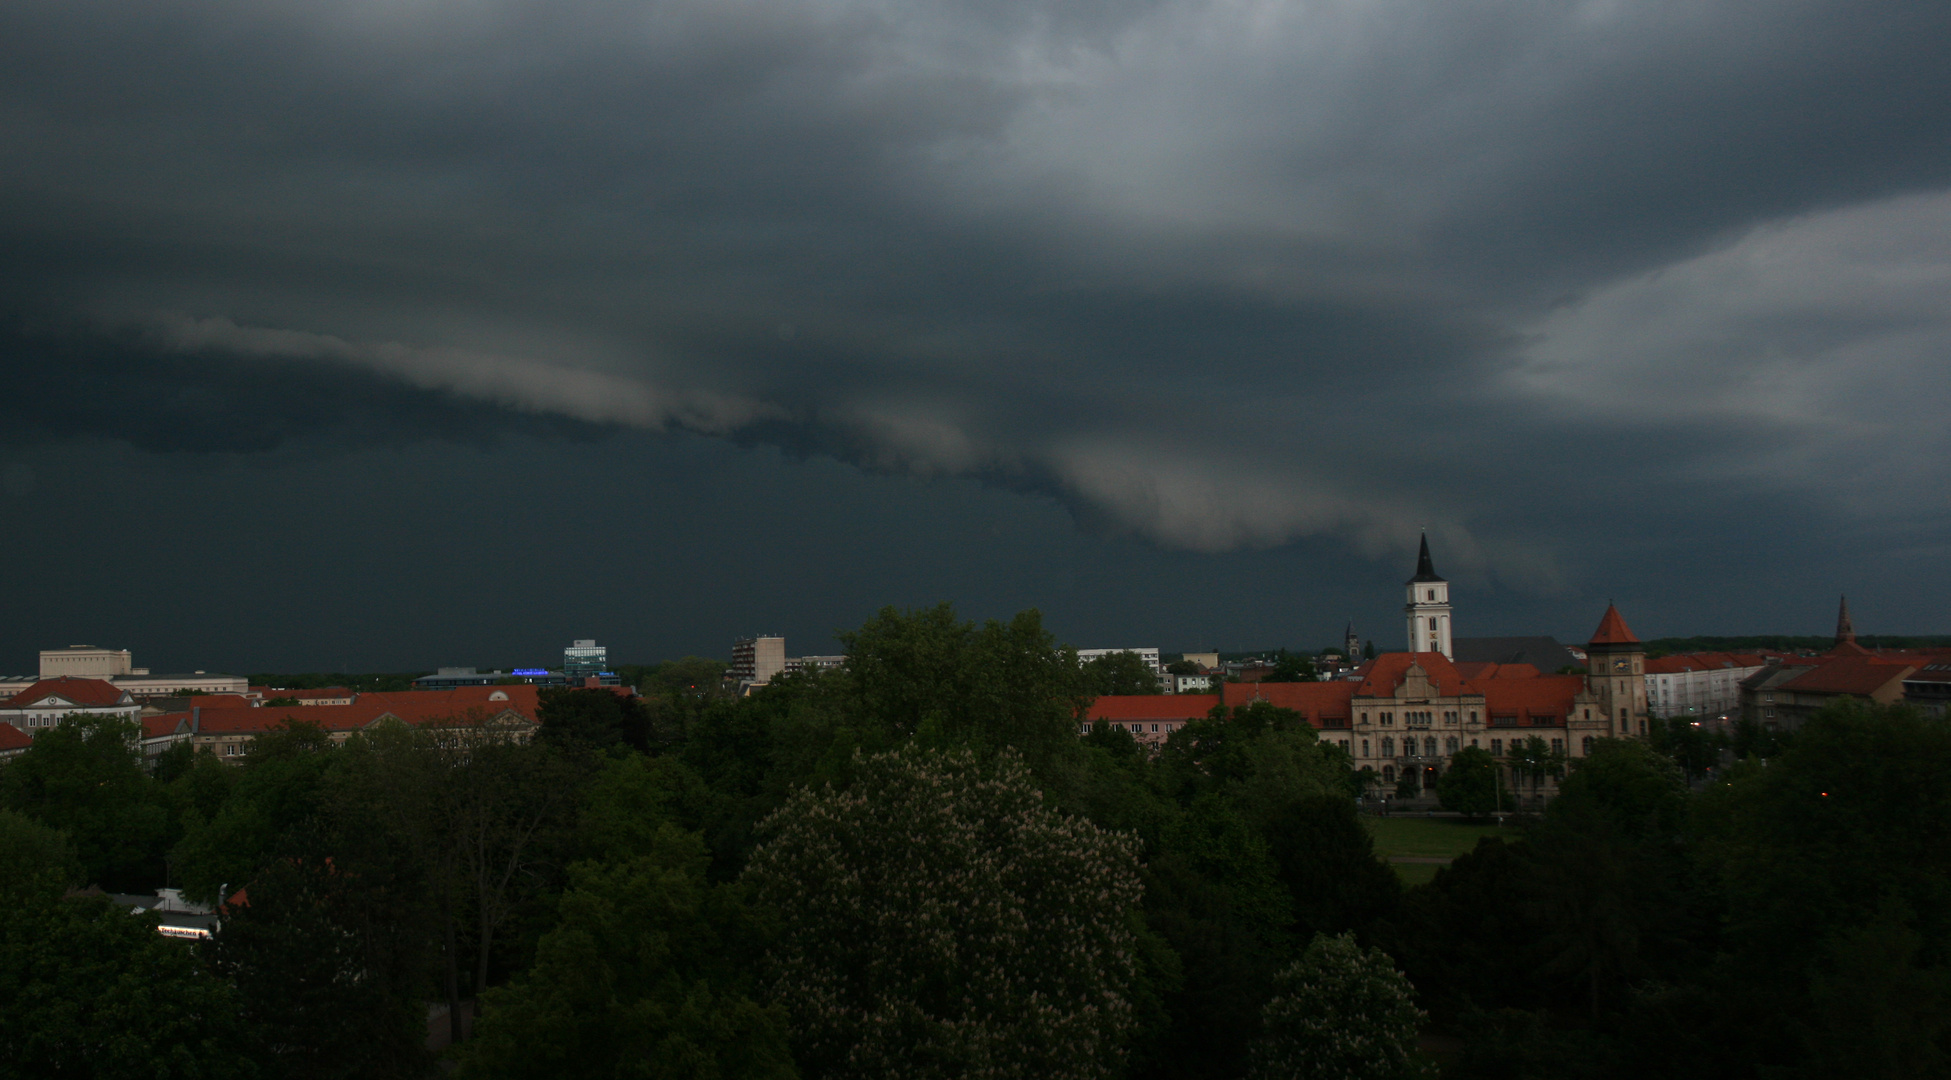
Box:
1403 533 1453 659
1835 594 1857 647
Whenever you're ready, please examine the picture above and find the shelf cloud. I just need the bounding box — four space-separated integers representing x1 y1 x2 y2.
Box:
3 0 1948 616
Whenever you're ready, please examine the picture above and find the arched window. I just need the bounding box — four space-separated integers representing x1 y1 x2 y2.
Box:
1445 737 1458 754
1425 737 1438 756
1361 739 1370 757
1382 765 1396 782
1582 736 1594 755
1381 737 1395 757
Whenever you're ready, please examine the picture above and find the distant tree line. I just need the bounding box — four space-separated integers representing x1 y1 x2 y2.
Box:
1641 634 1951 657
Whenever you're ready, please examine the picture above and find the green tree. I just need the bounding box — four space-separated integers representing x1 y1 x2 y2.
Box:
537 687 653 755
206 817 434 1079
1526 739 1697 1020
1506 736 1566 798
1437 748 1500 819
1262 795 1402 942
333 717 583 1045
0 890 256 1079
456 824 794 1080
742 746 1144 1080
1083 650 1163 695
171 721 341 905
1248 932 1427 1080
837 604 1090 785
0 808 80 900
1263 651 1317 684
1695 699 1951 1076
1 713 170 890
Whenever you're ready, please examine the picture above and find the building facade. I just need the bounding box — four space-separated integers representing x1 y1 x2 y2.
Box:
730 636 788 690
0 677 142 734
563 639 608 679
1077 648 1165 680
1643 653 1768 718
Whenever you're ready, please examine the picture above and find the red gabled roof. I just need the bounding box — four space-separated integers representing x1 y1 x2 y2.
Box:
6 677 130 709
356 686 543 716
1355 652 1473 697
1479 675 1586 724
1644 652 1770 675
189 694 542 736
142 713 193 738
1780 656 1916 695
1088 695 1219 722
191 705 381 735
1589 605 1639 646
1221 681 1357 721
0 725 31 752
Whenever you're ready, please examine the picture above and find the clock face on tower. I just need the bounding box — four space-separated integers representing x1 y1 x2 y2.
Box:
1612 659 1630 673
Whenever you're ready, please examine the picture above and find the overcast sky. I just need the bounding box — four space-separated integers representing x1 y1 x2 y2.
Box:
3 0 1947 673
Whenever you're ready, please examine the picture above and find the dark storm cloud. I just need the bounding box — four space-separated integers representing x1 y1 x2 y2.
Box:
3 0 1949 593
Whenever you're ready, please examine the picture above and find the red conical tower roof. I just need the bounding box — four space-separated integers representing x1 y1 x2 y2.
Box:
1589 604 1639 646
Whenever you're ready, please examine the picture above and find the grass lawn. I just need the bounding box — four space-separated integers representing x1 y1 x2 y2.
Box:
1390 861 1445 888
1363 816 1519 885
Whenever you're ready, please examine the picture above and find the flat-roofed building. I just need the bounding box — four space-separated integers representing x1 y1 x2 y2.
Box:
41 646 134 679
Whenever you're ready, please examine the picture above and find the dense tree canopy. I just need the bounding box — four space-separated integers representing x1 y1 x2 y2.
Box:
743 746 1143 1080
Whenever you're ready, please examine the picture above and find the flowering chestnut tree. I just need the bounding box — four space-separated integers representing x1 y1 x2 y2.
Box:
742 745 1143 1080
1249 932 1428 1080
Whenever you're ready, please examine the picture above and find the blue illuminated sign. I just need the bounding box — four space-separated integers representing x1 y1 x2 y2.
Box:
512 669 549 676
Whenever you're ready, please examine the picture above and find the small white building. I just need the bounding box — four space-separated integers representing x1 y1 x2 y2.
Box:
1077 648 1164 678
1644 653 1769 718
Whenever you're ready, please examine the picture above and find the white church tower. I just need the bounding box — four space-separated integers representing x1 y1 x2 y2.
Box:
1404 534 1453 659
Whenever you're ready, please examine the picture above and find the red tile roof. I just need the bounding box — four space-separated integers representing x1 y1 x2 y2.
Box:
356 687 542 714
1644 652 1769 675
6 677 131 709
142 713 193 739
1087 695 1220 722
187 694 542 735
1781 656 1916 696
1221 681 1357 721
1588 605 1639 646
1355 652 1473 697
0 725 31 752
1479 675 1586 724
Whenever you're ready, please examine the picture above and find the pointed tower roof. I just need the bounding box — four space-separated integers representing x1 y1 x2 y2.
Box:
1835 595 1857 646
1588 604 1639 646
1408 533 1444 583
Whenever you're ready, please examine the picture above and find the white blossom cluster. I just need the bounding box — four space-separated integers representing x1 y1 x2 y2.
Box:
1249 933 1428 1080
742 745 1144 1080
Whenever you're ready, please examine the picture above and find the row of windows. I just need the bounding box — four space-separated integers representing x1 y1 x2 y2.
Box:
1082 722 1187 736
1345 735 1588 759
1365 709 1479 726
